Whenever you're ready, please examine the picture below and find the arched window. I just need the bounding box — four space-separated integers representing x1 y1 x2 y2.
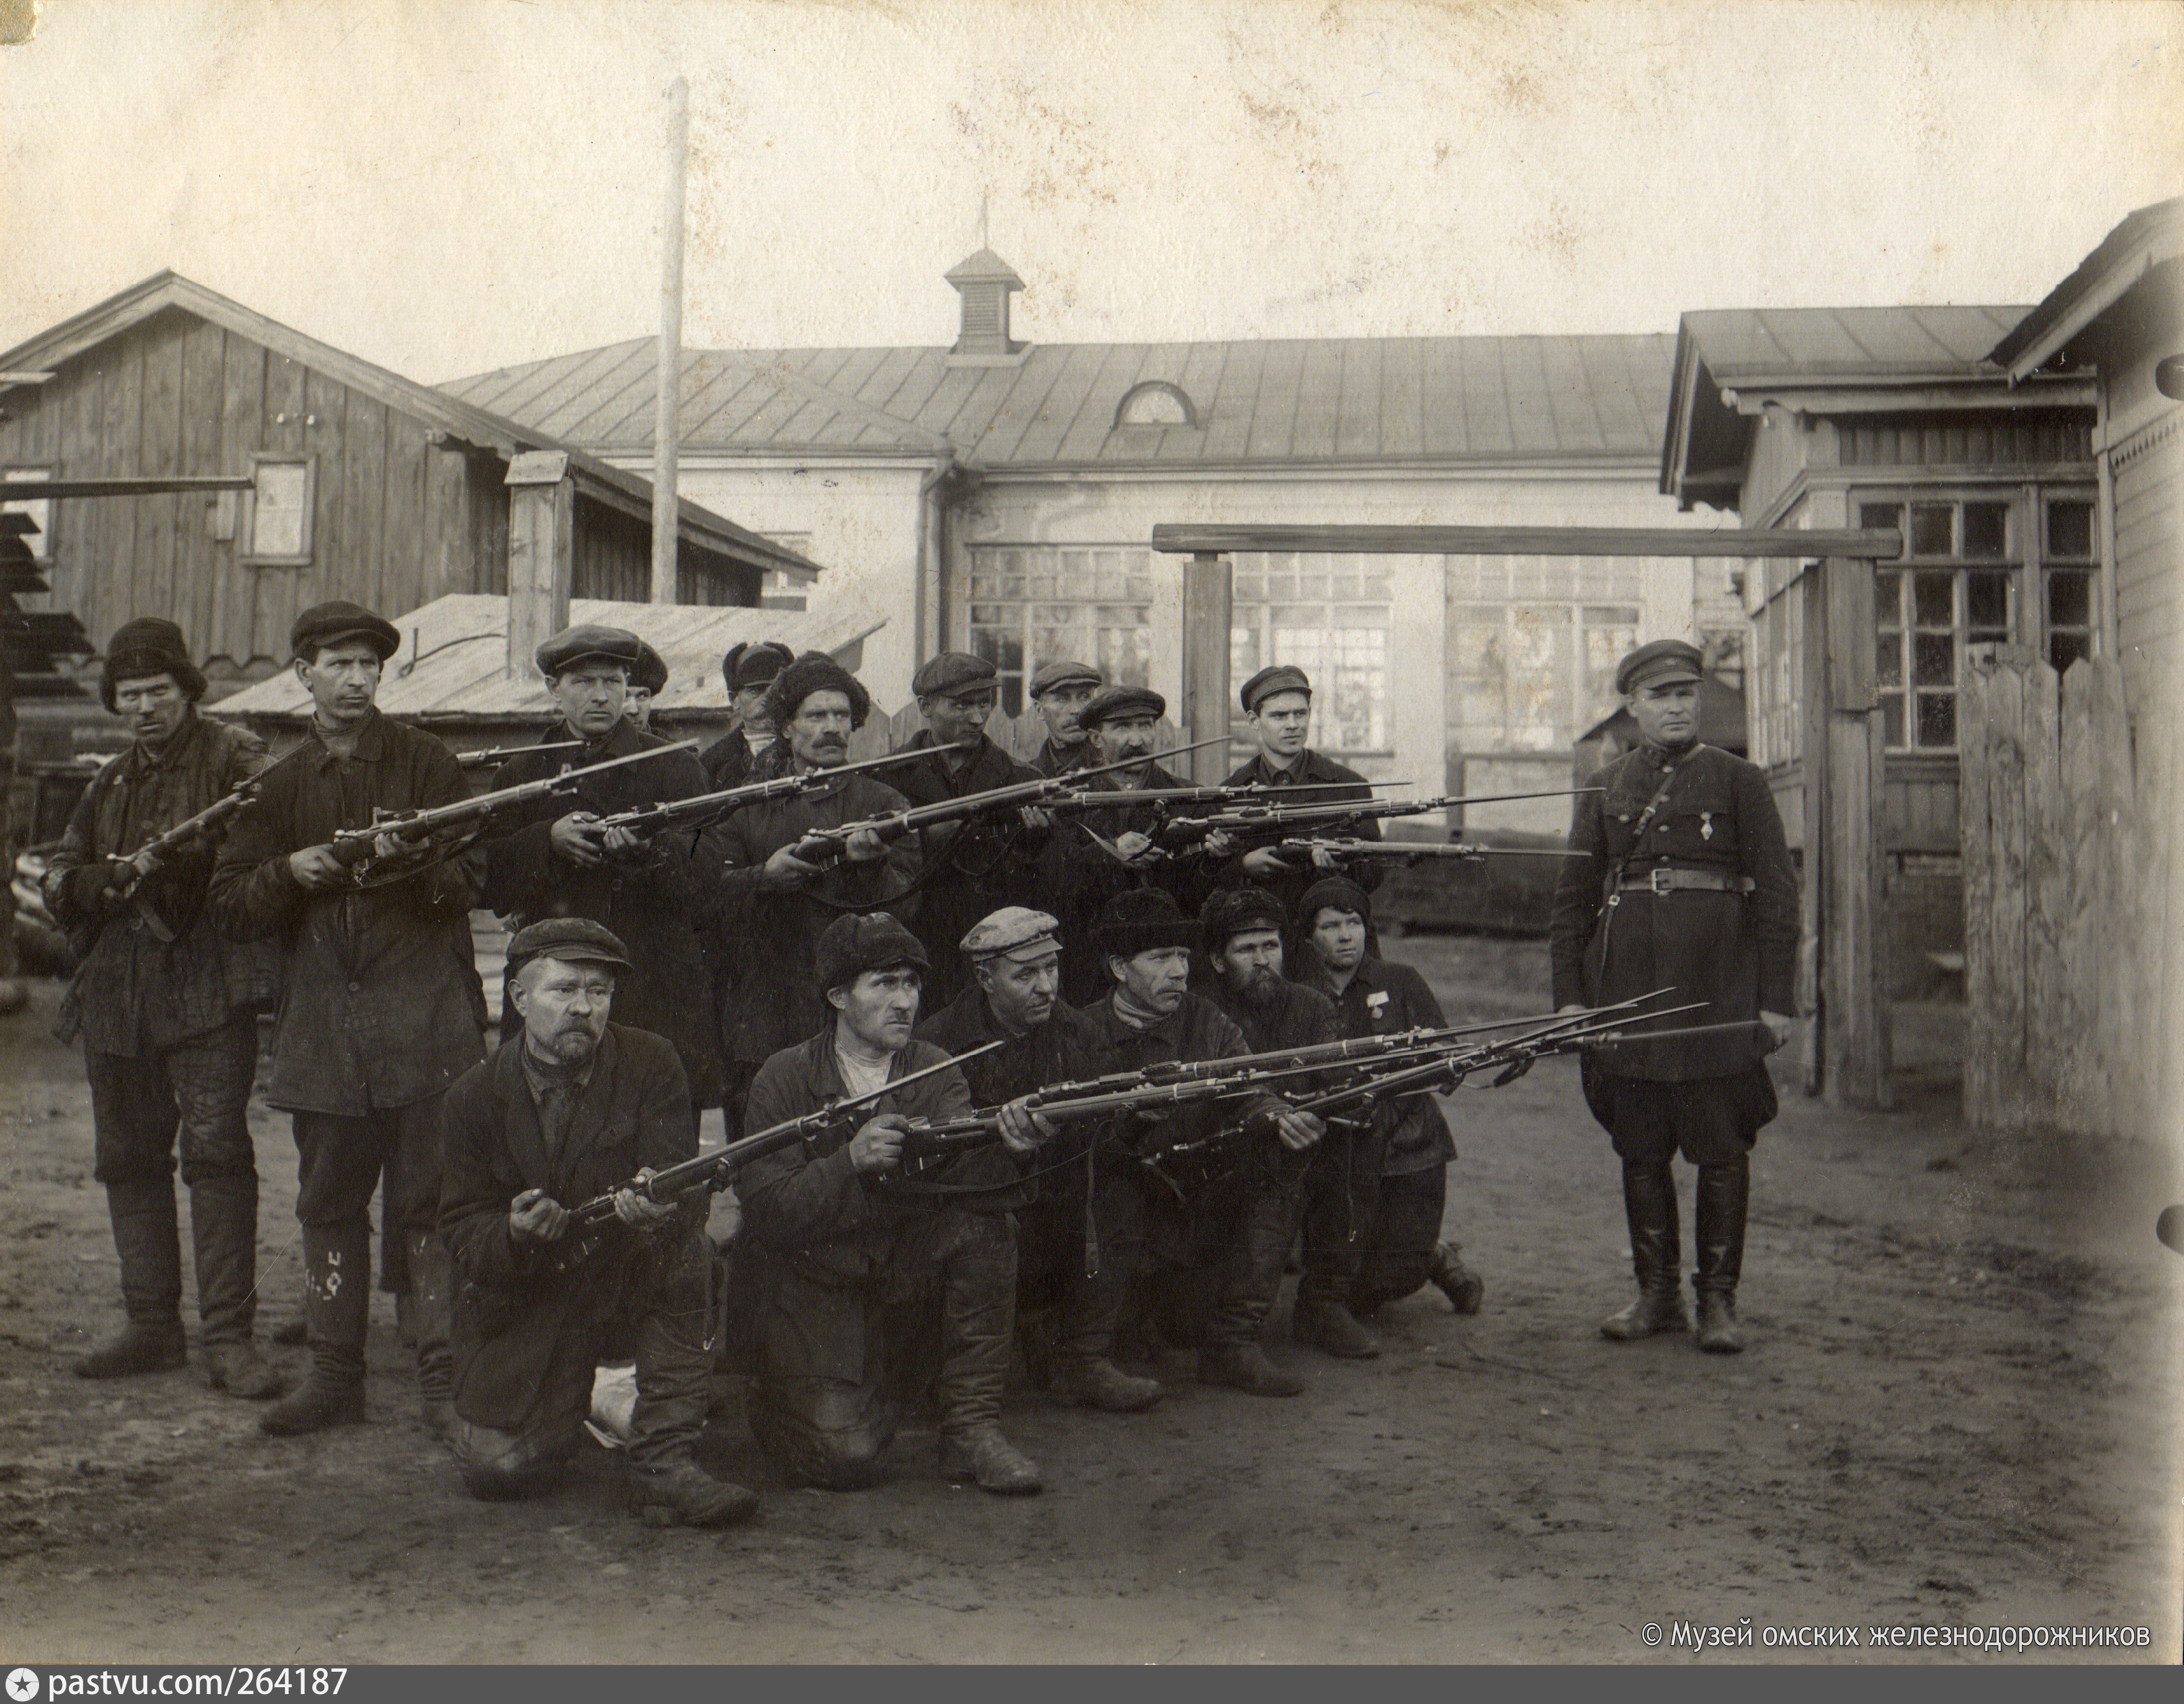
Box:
1113 382 1196 429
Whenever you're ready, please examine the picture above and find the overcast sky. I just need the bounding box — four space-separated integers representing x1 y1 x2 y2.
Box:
2 0 2178 384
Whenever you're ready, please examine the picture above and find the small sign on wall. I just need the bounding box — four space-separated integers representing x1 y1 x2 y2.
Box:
244 456 313 565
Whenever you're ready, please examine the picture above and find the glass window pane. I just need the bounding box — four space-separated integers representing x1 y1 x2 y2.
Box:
1875 570 1903 626
1965 573 2009 629
1962 502 2008 559
1910 504 1954 556
1913 572 1954 626
1860 502 1905 533
2047 570 2092 629
1916 691 1956 749
2049 632 2092 672
2046 500 2094 560
1876 632 1903 688
1913 632 1956 686
1881 693 1906 748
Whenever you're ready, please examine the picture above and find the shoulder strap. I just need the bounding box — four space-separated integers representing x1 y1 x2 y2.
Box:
1603 756 1683 898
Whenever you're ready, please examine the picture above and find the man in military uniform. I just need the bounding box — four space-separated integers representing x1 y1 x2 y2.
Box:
437 919 758 1527
1204 665 1383 933
1024 660 1103 778
623 640 668 734
734 912 1046 1494
479 624 722 1116
44 619 283 1397
1295 876 1483 1324
210 601 488 1436
1548 639 1797 1354
916 906 1159 1414
889 652 1046 1010
699 641 793 789
704 655 920 1131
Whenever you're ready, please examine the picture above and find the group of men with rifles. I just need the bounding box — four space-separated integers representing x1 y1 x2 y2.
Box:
46 598 1795 1530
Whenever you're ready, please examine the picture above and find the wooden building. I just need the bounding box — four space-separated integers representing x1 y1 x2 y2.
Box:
0 273 823 763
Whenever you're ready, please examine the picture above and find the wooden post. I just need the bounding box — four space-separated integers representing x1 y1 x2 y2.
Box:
1179 550 1232 784
1988 662 2028 1118
1819 557 1891 1109
1799 564 1828 1096
650 74 688 606
2023 661 2065 1113
1959 657 1995 1124
506 451 573 678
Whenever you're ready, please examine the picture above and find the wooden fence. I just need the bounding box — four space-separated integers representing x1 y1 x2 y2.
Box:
1959 651 2172 1137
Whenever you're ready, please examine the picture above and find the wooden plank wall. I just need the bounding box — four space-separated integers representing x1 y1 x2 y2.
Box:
1959 652 2166 1137
0 307 500 683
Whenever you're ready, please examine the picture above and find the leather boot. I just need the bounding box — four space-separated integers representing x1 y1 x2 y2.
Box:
1204 1173 1304 1365
188 1175 282 1397
1693 1159 1750 1355
405 1231 455 1436
1600 1162 1689 1340
628 1261 760 1523
932 1216 1039 1491
938 1427 1042 1494
260 1224 369 1435
76 1180 186 1379
1055 1354 1163 1413
629 1455 761 1527
1429 1242 1485 1315
1292 1294 1382 1360
1198 1342 1305 1397
271 1299 308 1347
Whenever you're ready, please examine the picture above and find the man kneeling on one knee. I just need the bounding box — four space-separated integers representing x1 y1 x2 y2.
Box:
734 911 1051 1495
437 919 758 1526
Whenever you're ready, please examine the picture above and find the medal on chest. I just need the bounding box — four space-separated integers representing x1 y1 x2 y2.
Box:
1367 990 1390 1025
1701 812 1715 841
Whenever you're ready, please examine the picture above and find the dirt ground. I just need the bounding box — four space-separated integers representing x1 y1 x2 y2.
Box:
2 933 2178 1664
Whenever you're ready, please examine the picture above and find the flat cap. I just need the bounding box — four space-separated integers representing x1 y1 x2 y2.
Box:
1091 887 1198 957
1615 639 1705 696
961 907 1063 964
1298 874 1373 930
815 910 930 992
1240 663 1312 714
507 917 633 974
723 640 794 694
1080 684 1166 729
912 652 999 700
291 601 400 662
1029 659 1103 697
1200 884 1288 953
537 624 644 678
629 641 668 696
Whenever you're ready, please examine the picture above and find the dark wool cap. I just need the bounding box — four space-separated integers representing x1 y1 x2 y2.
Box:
912 651 999 700
536 624 643 679
1028 659 1103 697
1091 887 1200 958
1240 663 1312 714
630 640 668 696
506 917 634 974
724 640 795 693
1298 875 1373 931
1200 884 1289 954
815 910 930 992
1614 639 1705 696
765 654 873 729
101 617 207 712
1079 684 1166 729
291 601 401 663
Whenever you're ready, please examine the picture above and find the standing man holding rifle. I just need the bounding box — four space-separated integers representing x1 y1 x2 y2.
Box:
210 601 489 1437
45 619 284 1397
1548 640 1798 1354
480 624 722 1118
1024 660 1103 778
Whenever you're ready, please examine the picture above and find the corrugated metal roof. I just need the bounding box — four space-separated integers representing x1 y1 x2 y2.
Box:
207 594 882 721
1675 307 2029 387
441 334 1678 467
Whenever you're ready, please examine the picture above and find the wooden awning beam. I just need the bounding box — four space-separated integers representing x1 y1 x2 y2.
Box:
1151 523 1904 561
25 475 256 499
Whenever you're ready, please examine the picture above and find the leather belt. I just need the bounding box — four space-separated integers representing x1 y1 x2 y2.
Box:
1617 867 1756 895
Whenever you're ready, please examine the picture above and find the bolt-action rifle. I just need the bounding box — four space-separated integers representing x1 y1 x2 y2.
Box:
457 740 585 771
591 745 935 840
1272 835 1591 866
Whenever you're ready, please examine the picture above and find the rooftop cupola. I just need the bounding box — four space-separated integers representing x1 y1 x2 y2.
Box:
945 248 1025 362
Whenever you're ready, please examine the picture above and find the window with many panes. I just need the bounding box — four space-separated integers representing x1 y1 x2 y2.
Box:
1229 554 1393 756
1446 557 1645 755
1749 572 1804 769
2042 498 2098 672
965 547 1153 716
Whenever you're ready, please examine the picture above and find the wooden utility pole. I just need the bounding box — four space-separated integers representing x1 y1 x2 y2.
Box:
650 74 689 604
1179 551 1233 784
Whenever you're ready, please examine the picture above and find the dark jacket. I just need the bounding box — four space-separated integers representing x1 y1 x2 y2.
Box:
45 712 281 1054
1308 954 1456 1175
914 985 1100 1209
479 720 723 1105
1547 740 1798 1082
1028 737 1097 779
702 768 922 1064
1202 972 1339 1059
888 731 1045 1007
1210 749 1385 919
1072 990 1277 1155
1040 759 1211 1005
209 710 487 1114
438 1026 696 1430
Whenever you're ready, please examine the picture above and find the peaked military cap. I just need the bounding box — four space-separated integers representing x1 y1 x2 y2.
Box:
536 624 644 679
1615 639 1705 696
1240 663 1312 714
1029 659 1103 697
961 907 1063 964
1079 684 1166 729
506 917 634 974
291 601 401 662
